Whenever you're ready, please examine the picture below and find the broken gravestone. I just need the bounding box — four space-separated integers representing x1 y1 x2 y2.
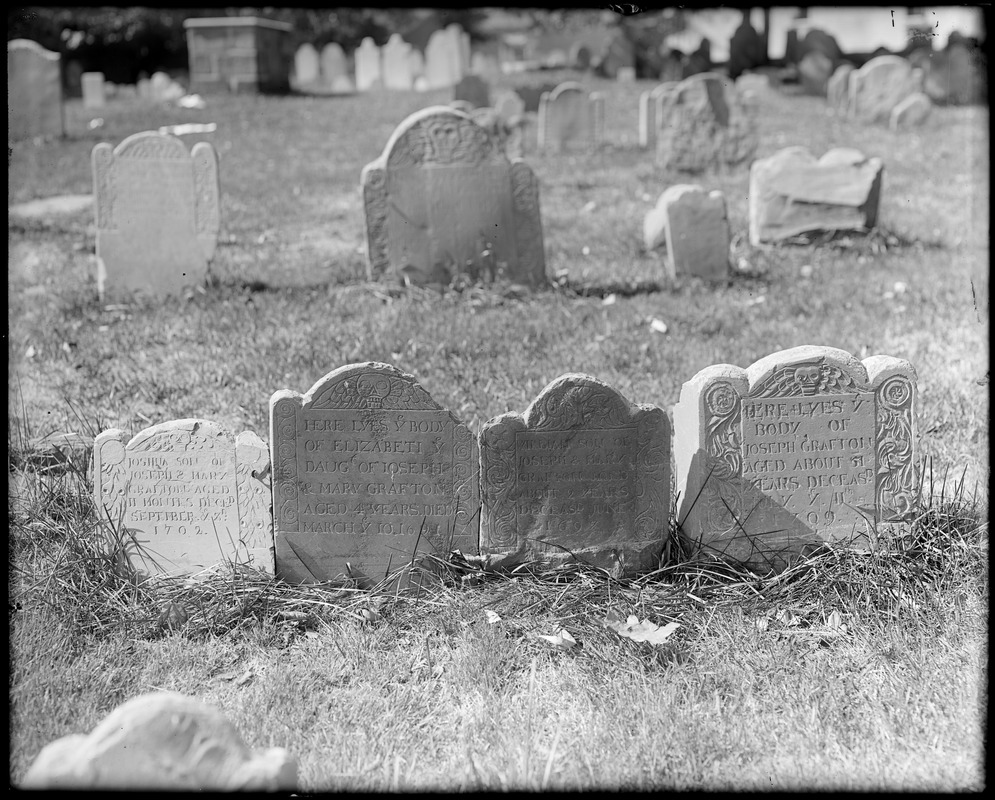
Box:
361 105 546 287
479 374 671 578
673 345 918 572
537 82 605 152
92 419 273 576
654 184 730 282
269 362 480 588
92 131 220 300
848 55 921 125
748 146 883 245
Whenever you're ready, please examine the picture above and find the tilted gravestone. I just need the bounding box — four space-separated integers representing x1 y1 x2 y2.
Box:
748 146 883 245
453 74 490 108
656 72 757 172
93 419 273 576
7 39 64 140
655 184 730 282
889 91 932 130
382 33 413 90
320 42 349 91
361 106 546 287
81 71 106 108
355 37 382 91
848 55 920 124
269 362 480 587
827 63 855 115
674 346 918 572
537 82 605 152
479 374 671 578
638 81 678 148
92 131 220 299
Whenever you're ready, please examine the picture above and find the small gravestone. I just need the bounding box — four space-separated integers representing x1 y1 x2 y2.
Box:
655 185 730 282
480 374 671 577
355 37 382 91
798 50 835 96
7 39 64 140
320 43 348 90
656 73 757 172
537 82 605 152
728 17 765 80
361 106 546 287
848 55 919 124
638 81 678 148
617 66 636 82
137 77 152 99
382 33 413 90
92 131 220 299
827 63 855 114
453 74 490 108
601 30 636 79
81 71 106 108
93 420 273 576
889 91 932 130
674 346 918 572
150 71 172 99
269 362 480 587
749 146 883 245
293 43 320 87
425 28 459 89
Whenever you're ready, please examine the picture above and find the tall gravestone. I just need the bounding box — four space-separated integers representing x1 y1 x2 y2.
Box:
537 82 605 152
355 37 382 91
382 33 413 90
93 420 273 576
269 363 480 587
656 72 757 172
848 55 920 124
480 374 671 577
453 74 490 108
425 28 459 89
81 71 106 109
92 131 220 299
638 81 678 148
7 39 64 140
293 43 320 87
361 106 547 287
320 43 350 91
674 346 918 572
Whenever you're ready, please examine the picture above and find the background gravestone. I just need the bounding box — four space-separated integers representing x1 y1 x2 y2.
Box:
320 43 349 91
92 131 220 299
93 419 273 576
827 63 855 115
425 28 459 89
480 374 671 578
382 33 413 90
81 71 106 108
293 43 320 87
355 37 382 91
361 106 546 287
889 92 932 130
269 362 480 588
453 74 490 108
638 81 678 148
727 16 765 80
749 146 883 245
537 82 604 152
848 55 920 124
674 346 918 573
657 184 730 282
7 39 64 140
656 73 757 173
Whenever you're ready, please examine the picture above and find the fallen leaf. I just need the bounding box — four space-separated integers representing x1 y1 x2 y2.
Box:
604 614 680 646
581 200 597 213
826 609 843 630
538 629 577 650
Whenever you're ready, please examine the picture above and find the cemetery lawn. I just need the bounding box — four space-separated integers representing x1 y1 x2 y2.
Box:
8 75 988 790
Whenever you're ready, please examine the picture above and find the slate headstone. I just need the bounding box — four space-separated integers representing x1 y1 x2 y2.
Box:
453 74 490 108
7 39 64 140
92 131 220 299
537 81 605 153
382 33 413 90
81 71 106 109
355 37 382 91
848 55 919 124
361 106 546 287
674 346 918 572
889 91 932 130
480 374 671 577
656 184 730 282
269 362 480 587
93 419 273 576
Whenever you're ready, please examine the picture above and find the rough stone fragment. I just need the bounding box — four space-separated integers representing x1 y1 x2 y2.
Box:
270 362 480 587
92 130 220 299
748 146 883 245
361 105 546 287
480 374 671 578
537 81 604 152
889 91 932 130
673 346 918 572
93 419 273 576
22 692 297 791
848 55 920 124
7 39 64 140
453 74 490 108
658 184 730 281
827 63 855 115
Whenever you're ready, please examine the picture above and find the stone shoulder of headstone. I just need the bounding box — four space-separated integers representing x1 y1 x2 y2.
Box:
22 692 297 790
673 345 918 572
93 419 272 576
479 373 671 578
889 91 932 130
7 38 64 140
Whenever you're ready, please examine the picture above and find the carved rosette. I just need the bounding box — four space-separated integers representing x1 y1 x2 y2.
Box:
272 398 300 529
875 374 916 520
191 142 220 238
92 143 116 231
235 432 273 545
361 167 389 279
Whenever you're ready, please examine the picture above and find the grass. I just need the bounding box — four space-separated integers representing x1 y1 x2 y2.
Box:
8 68 989 790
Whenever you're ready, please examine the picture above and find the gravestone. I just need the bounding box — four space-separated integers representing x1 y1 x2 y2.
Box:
656 185 730 282
471 51 501 80
889 91 932 130
355 37 382 91
81 71 106 108
320 43 349 90
453 74 490 108
479 374 671 577
293 43 320 87
537 82 605 152
749 146 883 245
7 39 64 140
638 81 678 148
827 63 855 114
137 77 152 99
656 73 757 173
674 346 918 572
93 419 273 576
617 66 636 82
798 50 835 95
601 30 635 79
361 106 547 287
269 362 480 587
728 17 765 80
571 43 593 70
470 106 523 160
382 33 413 90
92 131 220 299
425 28 459 89
848 55 920 124
150 71 172 99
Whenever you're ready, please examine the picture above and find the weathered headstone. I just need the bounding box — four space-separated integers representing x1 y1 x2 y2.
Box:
269 362 480 587
656 73 757 173
320 42 349 90
81 71 106 108
889 91 932 130
355 37 382 91
92 131 220 299
480 374 671 577
382 33 413 90
748 146 883 245
425 28 459 89
453 74 490 108
827 63 855 115
93 419 273 576
848 55 920 124
361 106 546 287
22 692 297 791
537 82 605 152
7 39 64 140
798 49 835 96
655 185 730 282
638 81 678 148
674 346 918 572
293 43 320 87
